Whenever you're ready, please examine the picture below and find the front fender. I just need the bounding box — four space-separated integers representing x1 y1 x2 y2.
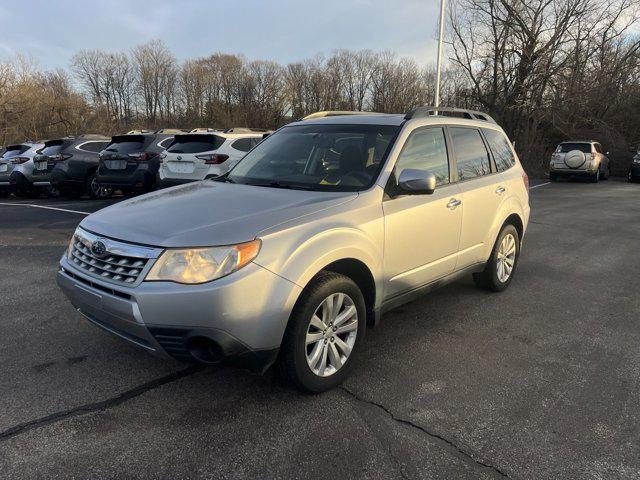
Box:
255 223 384 309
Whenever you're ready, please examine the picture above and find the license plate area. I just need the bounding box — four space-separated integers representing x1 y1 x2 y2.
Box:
35 161 48 171
167 161 195 174
105 160 127 170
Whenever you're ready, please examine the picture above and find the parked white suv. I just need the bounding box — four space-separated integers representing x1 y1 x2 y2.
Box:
57 108 529 392
158 128 269 186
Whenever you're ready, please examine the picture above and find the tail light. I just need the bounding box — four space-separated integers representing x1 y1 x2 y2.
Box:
522 171 529 190
590 152 596 162
196 153 229 165
11 156 29 164
128 152 155 162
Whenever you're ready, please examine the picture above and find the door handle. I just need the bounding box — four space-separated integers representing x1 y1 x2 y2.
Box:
446 198 462 210
495 186 506 195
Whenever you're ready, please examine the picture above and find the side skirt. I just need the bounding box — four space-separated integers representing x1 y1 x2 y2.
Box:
372 263 486 324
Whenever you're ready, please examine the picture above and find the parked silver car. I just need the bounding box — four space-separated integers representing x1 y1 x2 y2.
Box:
0 142 44 196
57 107 530 392
549 140 610 182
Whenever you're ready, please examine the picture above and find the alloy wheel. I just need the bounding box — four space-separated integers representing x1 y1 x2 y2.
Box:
496 233 516 283
305 292 358 377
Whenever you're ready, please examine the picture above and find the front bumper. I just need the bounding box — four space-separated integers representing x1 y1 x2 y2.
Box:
57 255 301 370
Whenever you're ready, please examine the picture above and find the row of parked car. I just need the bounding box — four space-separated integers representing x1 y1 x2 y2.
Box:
0 127 271 198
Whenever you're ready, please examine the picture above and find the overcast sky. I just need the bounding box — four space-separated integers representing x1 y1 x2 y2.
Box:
0 0 441 69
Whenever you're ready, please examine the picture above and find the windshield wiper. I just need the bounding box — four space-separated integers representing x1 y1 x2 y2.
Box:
250 181 317 191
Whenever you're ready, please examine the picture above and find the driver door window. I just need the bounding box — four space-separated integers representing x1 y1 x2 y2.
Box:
394 127 450 185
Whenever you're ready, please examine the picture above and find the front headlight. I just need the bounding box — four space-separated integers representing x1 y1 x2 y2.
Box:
146 240 261 284
633 156 640 164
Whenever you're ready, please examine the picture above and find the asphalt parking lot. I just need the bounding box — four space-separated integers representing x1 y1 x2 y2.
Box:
1 178 639 479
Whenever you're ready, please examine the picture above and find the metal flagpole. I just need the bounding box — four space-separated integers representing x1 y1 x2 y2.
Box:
434 0 446 110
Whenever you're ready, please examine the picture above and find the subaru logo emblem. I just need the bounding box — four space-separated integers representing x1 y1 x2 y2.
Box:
91 240 107 258
176 155 182 160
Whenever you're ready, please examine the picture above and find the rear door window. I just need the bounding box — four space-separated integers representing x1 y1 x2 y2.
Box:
558 143 591 153
450 127 491 180
483 129 516 172
167 134 225 154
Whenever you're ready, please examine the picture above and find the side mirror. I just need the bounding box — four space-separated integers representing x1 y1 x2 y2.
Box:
397 169 436 195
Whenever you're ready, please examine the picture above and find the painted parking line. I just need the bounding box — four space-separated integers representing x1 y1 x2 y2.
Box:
529 182 550 190
0 202 90 215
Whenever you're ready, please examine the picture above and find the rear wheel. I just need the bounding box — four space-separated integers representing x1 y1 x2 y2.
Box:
591 169 600 183
549 172 558 182
279 272 366 393
473 224 520 292
86 172 113 199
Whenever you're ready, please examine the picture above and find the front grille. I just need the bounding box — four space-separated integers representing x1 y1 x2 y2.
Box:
70 238 148 285
147 327 192 361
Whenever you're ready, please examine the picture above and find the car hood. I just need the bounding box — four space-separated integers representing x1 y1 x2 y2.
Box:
80 181 357 247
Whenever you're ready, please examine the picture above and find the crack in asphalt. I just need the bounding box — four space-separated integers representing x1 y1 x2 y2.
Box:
0 366 202 442
340 386 511 479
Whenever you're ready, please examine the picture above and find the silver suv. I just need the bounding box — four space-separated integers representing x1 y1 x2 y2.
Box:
57 107 530 392
549 140 610 182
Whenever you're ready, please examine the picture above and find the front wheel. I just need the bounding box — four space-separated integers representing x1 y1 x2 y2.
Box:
279 272 366 393
86 173 113 199
473 224 520 292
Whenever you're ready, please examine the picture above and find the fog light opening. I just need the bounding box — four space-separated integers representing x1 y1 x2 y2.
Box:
187 337 223 364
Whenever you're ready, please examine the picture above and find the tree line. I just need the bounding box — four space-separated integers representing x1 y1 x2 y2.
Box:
0 0 638 175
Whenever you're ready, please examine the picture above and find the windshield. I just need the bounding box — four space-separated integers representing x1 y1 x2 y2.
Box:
1 145 28 159
227 124 399 191
105 135 147 154
558 143 591 153
39 141 66 157
167 134 225 153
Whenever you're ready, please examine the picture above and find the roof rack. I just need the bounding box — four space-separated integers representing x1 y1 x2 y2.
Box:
404 106 496 123
302 111 382 120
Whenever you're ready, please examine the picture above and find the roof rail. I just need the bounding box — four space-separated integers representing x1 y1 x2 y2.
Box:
302 111 382 120
223 127 270 134
125 129 153 134
189 127 220 133
404 106 496 123
154 128 188 134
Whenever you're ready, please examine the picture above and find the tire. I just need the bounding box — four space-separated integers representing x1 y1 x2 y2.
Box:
85 172 113 199
0 189 9 198
591 169 600 183
549 173 558 182
473 224 520 292
279 271 366 393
